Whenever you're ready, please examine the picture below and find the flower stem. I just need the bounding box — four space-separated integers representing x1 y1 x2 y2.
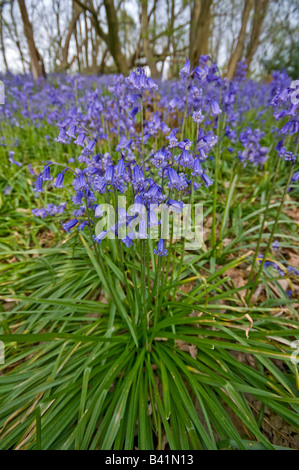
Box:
247 163 294 304
245 156 281 300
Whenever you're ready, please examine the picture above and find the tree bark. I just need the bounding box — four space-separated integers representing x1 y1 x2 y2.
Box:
0 6 9 73
75 0 128 75
103 0 128 74
74 21 82 72
189 0 213 67
226 0 254 79
17 0 45 79
61 2 82 69
84 11 89 70
141 0 159 78
245 0 269 71
9 0 26 73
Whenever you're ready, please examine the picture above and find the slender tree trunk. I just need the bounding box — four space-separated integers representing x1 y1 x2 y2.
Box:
141 0 159 78
226 0 254 79
61 2 82 69
74 21 81 72
9 0 27 73
84 11 89 70
99 48 109 74
189 0 213 67
245 0 269 71
17 0 45 79
0 8 9 73
91 25 98 72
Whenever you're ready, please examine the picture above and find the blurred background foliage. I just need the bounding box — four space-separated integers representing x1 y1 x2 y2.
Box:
0 0 298 80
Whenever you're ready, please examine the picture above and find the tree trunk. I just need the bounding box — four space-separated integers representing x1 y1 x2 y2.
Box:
74 22 81 72
245 0 269 71
84 11 89 70
75 0 128 75
61 2 82 69
141 0 159 78
189 0 213 67
0 7 9 73
103 0 128 75
17 0 45 79
226 0 253 79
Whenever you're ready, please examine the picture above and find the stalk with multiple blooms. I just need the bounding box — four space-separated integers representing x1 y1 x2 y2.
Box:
0 57 298 450
31 60 222 348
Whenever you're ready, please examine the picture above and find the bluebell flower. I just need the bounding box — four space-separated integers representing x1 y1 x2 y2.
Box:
61 219 78 232
42 164 53 181
104 165 115 185
74 170 88 191
129 106 139 119
33 175 44 193
126 66 157 92
32 208 47 218
154 239 168 256
167 168 181 190
179 149 194 169
135 217 149 239
95 204 104 217
72 190 84 205
144 184 165 204
115 158 126 180
192 158 203 176
179 59 191 78
66 124 77 139
73 207 85 217
275 141 296 162
78 221 90 231
198 148 207 161
55 128 68 144
93 230 108 244
74 132 86 147
169 97 181 110
190 85 202 100
167 200 184 213
28 163 35 176
210 100 222 116
53 171 65 188
179 173 189 190
8 151 22 167
4 185 11 195
132 165 145 191
122 232 135 247
194 65 208 81
93 176 107 194
116 136 133 152
147 77 158 91
201 173 214 187
166 129 179 148
281 120 299 136
152 148 169 168
291 171 299 183
192 110 205 124
272 240 280 250
85 139 96 154
178 139 192 151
